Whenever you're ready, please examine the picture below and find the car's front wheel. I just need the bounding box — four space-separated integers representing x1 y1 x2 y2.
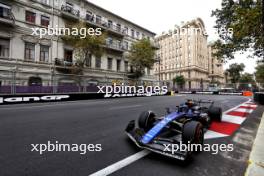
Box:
208 107 222 122
182 121 204 145
138 111 155 131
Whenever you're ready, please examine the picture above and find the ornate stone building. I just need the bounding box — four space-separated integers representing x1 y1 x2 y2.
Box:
154 18 224 90
0 0 156 93
207 44 224 84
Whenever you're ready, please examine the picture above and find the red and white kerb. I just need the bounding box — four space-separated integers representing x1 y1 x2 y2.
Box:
205 99 257 139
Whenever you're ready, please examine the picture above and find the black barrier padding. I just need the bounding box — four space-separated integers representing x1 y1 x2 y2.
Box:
0 92 168 105
254 93 259 102
254 92 264 105
176 91 242 95
0 93 105 105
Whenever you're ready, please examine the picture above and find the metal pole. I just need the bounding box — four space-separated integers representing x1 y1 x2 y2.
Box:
13 59 18 95
262 0 264 61
14 69 16 95
158 60 161 86
11 70 14 95
52 66 56 94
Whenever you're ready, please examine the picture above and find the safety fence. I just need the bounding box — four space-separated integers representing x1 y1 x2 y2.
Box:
0 69 159 95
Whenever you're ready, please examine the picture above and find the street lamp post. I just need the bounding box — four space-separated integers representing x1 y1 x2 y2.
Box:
12 59 18 95
154 54 161 86
158 60 161 86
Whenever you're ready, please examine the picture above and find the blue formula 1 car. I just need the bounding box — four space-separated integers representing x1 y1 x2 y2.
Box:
125 99 222 160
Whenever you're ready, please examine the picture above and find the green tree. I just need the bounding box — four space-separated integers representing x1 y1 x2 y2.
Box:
211 0 263 61
173 75 186 89
226 63 245 83
62 21 106 70
255 64 264 83
128 38 156 79
239 73 255 83
239 73 256 90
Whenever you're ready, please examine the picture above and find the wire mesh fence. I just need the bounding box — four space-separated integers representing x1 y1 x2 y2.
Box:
0 69 159 95
165 82 264 93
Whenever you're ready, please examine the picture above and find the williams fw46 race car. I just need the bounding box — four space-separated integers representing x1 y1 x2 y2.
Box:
125 99 222 161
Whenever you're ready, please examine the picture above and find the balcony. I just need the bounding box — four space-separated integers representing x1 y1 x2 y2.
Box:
149 39 160 49
107 23 126 36
61 4 80 21
54 58 82 74
0 4 15 26
104 40 127 53
85 14 125 37
55 58 73 66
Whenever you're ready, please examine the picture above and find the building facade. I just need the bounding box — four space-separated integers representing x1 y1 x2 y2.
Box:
207 44 224 84
0 0 156 93
154 18 224 90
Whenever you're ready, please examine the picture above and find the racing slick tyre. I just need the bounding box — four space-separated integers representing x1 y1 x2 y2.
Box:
138 111 155 131
182 121 204 145
208 107 222 122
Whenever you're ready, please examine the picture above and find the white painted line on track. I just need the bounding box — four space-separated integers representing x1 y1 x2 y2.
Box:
240 104 257 108
233 108 253 113
204 130 229 139
222 114 246 124
89 150 150 176
223 98 251 114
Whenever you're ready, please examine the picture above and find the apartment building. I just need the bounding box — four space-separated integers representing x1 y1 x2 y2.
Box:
207 44 224 84
0 0 156 91
155 18 224 90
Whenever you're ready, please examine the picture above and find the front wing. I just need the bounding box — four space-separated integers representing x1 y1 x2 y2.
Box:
125 120 189 161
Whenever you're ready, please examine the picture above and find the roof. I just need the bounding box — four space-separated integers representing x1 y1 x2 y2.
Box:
85 0 156 36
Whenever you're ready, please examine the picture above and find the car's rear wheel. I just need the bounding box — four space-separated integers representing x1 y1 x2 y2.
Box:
182 121 204 145
208 107 222 122
138 111 155 131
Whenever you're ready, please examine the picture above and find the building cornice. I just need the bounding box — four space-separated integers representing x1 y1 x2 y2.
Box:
84 0 156 36
11 0 156 36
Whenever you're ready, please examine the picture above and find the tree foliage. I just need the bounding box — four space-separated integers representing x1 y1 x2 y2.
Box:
255 63 264 83
239 73 255 83
211 0 263 61
226 63 245 83
128 39 156 79
173 75 186 88
62 21 106 67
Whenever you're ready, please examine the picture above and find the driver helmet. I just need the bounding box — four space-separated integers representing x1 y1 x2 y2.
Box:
186 99 194 108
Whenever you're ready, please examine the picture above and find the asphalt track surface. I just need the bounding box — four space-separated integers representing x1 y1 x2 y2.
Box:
0 95 263 176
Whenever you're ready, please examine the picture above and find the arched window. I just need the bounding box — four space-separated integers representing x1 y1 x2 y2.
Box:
28 77 42 86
